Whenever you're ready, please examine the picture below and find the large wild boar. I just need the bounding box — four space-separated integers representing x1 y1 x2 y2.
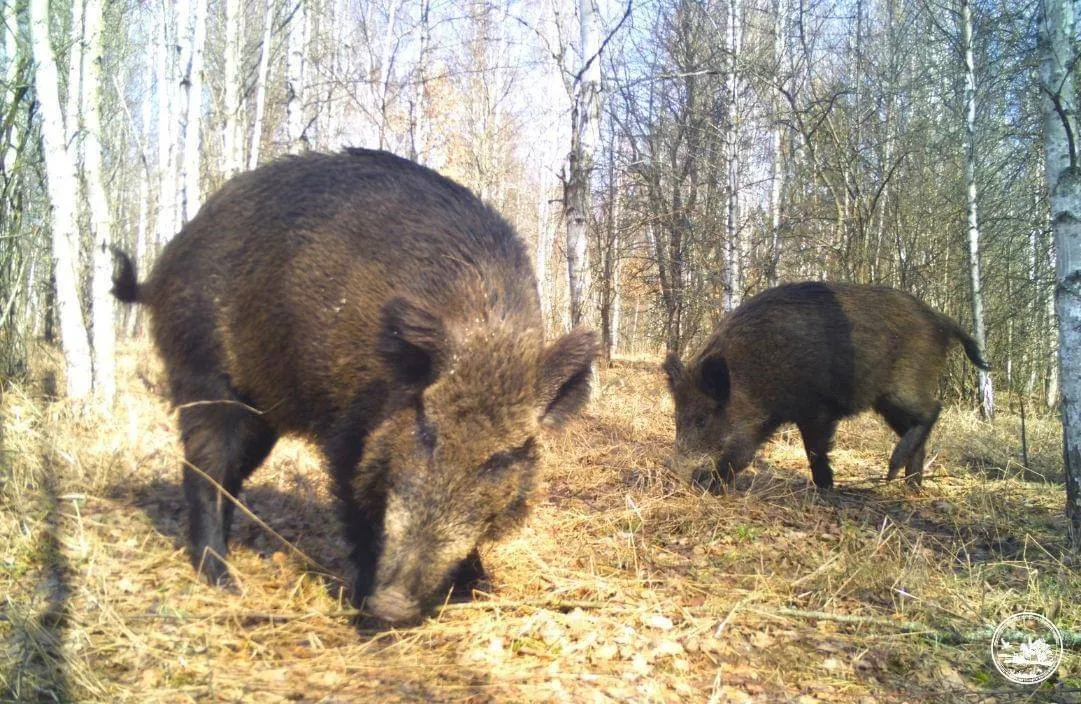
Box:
663 282 989 491
112 149 598 623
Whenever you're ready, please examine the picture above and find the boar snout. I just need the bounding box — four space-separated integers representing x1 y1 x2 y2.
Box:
366 586 423 624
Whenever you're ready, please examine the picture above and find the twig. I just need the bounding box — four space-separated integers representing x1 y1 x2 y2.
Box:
180 458 338 578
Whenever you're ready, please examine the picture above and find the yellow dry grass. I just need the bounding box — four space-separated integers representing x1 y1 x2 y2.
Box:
1 343 1078 703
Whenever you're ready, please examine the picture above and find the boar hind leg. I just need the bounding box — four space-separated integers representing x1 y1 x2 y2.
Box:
179 400 277 584
797 415 839 490
878 399 941 486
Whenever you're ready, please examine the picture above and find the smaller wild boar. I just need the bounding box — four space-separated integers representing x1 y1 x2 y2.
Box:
663 282 990 490
112 149 598 624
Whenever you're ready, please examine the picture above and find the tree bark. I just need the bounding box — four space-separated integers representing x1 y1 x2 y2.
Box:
222 0 244 176
30 0 93 399
179 0 207 223
1039 0 1081 546
156 2 178 247
961 0 994 419
563 0 600 329
723 0 743 311
285 0 309 153
249 0 275 170
84 0 116 403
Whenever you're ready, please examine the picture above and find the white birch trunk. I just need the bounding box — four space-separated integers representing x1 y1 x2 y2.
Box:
768 0 786 287
376 0 402 149
1039 0 1081 544
961 0 994 419
156 3 178 247
178 0 206 223
222 0 244 176
66 0 85 148
285 0 309 152
409 0 432 162
536 158 554 331
83 0 115 403
723 0 743 311
609 230 622 357
563 0 600 328
128 35 155 337
249 0 275 170
30 0 93 399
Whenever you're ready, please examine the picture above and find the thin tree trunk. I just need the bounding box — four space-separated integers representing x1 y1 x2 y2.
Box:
179 0 207 223
129 37 155 337
1039 0 1081 545
375 0 402 149
30 0 93 399
564 0 600 329
961 0 994 419
84 0 115 403
222 0 243 176
285 0 309 153
766 0 786 287
535 157 554 331
156 3 178 248
249 0 275 170
723 0 743 311
409 0 432 162
66 0 85 148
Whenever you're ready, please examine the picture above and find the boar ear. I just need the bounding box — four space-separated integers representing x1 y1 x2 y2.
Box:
537 327 599 428
662 353 684 392
378 297 447 389
697 353 730 404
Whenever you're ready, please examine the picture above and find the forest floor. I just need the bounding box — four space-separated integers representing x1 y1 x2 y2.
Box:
2 342 1079 703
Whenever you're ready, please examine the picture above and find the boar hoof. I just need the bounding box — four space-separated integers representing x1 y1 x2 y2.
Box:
194 556 236 589
691 469 728 495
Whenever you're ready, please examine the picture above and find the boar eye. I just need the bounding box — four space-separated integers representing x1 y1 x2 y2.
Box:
693 415 707 430
479 439 536 478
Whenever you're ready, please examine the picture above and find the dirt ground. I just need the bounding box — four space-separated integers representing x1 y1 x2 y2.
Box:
2 344 1078 702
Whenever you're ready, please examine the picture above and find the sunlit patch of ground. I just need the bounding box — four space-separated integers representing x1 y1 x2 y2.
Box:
1 343 1078 702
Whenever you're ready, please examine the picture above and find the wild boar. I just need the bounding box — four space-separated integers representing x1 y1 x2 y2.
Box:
663 282 989 491
112 148 598 623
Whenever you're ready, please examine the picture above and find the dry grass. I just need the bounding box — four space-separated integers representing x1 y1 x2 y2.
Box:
1 343 1079 703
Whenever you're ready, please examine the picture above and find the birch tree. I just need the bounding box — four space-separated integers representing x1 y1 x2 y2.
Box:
722 0 743 312
156 2 179 246
960 0 994 419
179 0 208 222
563 0 601 328
30 0 93 399
1039 0 1081 545
84 0 116 402
285 0 310 152
249 0 275 169
222 0 244 176
766 0 787 287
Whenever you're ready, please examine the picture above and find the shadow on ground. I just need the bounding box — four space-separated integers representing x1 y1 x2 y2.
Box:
1 456 73 703
730 461 1070 567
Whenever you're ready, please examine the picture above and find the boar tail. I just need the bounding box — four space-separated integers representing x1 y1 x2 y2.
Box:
944 317 990 371
110 246 142 304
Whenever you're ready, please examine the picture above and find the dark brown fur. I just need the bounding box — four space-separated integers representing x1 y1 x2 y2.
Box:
113 149 598 623
663 282 990 491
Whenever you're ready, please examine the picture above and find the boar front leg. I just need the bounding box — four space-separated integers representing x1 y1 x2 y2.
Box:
797 413 839 490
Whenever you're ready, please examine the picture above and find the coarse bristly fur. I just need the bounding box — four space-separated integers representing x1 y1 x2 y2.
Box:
111 148 599 624
663 282 990 492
